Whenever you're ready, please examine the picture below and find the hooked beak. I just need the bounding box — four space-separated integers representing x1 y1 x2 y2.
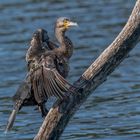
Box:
64 21 78 29
68 21 78 27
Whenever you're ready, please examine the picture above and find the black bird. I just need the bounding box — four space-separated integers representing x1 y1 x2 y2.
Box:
5 17 77 132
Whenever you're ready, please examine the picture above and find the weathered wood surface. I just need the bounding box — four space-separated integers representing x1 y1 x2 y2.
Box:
34 1 140 140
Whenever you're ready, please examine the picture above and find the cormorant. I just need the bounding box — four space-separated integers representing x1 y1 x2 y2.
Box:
5 17 77 132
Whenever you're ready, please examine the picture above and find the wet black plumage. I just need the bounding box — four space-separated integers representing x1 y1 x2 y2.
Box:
6 17 77 132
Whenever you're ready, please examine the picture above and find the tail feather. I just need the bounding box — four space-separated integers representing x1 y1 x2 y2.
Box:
5 109 17 133
5 99 23 132
6 78 32 132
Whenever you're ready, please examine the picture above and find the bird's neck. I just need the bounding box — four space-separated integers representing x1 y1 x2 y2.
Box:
55 28 73 58
55 28 65 46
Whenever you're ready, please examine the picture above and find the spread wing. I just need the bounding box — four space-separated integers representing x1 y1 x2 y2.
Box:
26 29 58 62
32 54 72 104
26 29 59 71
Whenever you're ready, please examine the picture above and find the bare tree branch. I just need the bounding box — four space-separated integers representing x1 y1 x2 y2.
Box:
34 0 140 140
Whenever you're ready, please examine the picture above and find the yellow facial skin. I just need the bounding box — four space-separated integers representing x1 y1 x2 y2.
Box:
63 20 78 29
63 20 69 29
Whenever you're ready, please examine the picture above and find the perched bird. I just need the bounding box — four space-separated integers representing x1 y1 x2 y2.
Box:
5 17 77 132
5 29 50 132
53 17 78 78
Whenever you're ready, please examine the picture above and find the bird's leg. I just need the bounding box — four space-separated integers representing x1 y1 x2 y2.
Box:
38 103 48 117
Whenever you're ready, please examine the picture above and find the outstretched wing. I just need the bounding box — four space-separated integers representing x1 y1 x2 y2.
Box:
26 29 48 63
32 54 73 104
26 28 58 62
26 28 59 71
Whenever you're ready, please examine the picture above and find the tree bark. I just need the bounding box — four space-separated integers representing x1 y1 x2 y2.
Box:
34 0 140 140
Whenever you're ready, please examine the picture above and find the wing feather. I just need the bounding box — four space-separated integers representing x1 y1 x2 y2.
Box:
31 54 73 104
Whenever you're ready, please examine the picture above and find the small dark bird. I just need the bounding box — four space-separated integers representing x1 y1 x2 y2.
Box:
5 17 77 132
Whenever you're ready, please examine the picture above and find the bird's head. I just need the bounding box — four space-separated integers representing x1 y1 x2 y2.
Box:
55 17 78 32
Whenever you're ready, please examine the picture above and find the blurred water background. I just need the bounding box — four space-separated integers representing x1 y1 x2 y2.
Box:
0 0 140 140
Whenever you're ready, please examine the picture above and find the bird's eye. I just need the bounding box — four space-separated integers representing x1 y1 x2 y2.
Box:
63 19 69 24
63 19 68 24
